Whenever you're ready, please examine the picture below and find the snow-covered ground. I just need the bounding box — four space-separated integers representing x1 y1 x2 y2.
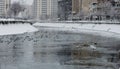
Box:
55 20 120 24
34 23 120 33
0 23 38 35
34 23 120 37
0 18 15 21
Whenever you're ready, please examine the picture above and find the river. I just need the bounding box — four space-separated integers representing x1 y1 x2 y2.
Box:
0 27 119 69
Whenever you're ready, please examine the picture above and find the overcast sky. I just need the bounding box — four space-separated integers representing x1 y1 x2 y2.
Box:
11 0 33 5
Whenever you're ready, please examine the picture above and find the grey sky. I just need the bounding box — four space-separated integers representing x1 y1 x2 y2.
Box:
11 0 33 5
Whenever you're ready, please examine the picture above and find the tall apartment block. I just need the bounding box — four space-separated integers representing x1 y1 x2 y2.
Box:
0 0 11 17
33 0 58 20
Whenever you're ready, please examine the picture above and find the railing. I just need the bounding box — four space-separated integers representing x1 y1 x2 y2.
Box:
38 20 120 24
0 19 33 25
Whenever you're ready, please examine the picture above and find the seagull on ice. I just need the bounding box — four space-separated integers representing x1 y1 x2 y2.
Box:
90 45 96 50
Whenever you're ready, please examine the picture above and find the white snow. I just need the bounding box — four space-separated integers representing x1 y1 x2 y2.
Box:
34 23 120 33
0 23 38 35
34 22 120 38
56 20 120 24
0 18 29 22
0 18 15 21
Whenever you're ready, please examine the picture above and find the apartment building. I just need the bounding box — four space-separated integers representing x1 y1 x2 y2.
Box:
72 0 81 15
58 0 72 20
33 0 58 20
90 0 120 20
0 0 11 17
72 0 97 20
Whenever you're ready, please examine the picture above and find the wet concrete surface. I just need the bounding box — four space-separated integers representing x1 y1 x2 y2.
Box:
0 27 119 69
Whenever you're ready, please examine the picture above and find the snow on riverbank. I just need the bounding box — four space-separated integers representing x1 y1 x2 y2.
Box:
0 23 38 35
34 23 120 38
55 20 120 24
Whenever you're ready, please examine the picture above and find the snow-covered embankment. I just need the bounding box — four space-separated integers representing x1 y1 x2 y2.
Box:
34 23 120 38
0 23 38 57
0 23 38 35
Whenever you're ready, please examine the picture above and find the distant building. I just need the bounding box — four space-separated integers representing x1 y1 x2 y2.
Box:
90 0 120 20
90 0 111 20
72 0 81 15
111 0 120 20
82 0 97 15
0 0 11 17
71 0 120 20
58 0 72 20
33 0 58 20
72 0 97 20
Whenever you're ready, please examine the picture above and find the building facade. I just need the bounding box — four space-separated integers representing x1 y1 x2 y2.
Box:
58 0 72 20
90 0 111 20
33 0 58 20
90 0 120 20
72 0 97 20
0 0 11 17
72 0 81 15
72 0 120 20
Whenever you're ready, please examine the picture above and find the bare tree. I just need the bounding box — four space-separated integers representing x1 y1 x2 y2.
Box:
8 2 25 17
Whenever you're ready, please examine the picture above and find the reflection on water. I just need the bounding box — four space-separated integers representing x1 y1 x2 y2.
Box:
0 27 119 69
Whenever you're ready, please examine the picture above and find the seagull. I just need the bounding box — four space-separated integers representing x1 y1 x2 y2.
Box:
90 45 96 50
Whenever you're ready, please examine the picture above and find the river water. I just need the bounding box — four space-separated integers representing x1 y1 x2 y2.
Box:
0 27 119 69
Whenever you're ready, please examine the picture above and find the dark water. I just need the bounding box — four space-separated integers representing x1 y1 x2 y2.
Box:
0 27 120 69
